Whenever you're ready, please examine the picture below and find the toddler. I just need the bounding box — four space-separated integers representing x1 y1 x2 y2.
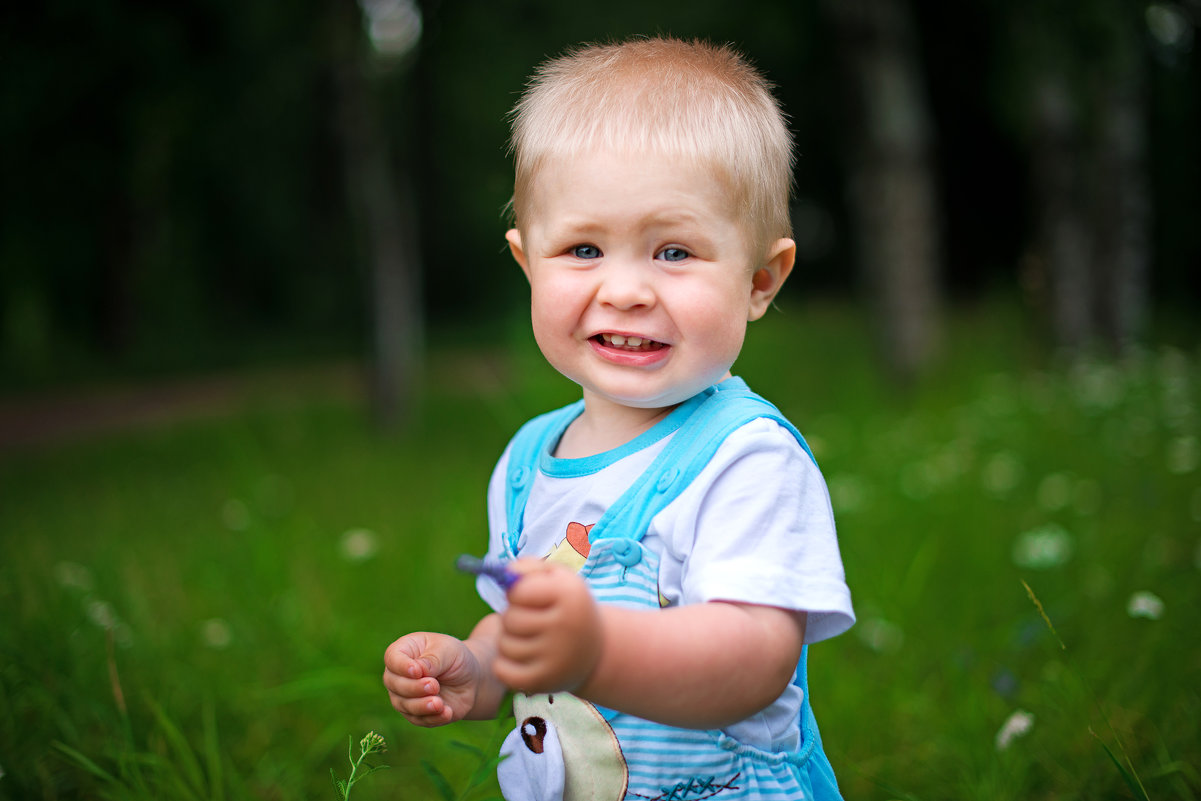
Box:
384 36 854 800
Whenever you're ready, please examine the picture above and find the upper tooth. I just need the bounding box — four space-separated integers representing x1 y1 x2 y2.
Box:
627 337 643 347
609 334 626 346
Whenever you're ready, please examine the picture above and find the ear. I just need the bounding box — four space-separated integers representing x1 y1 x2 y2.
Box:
505 228 532 282
747 238 796 321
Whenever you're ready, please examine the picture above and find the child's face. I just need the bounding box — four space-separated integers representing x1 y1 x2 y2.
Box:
507 149 794 415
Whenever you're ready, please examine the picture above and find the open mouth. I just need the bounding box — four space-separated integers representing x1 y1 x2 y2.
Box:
595 333 666 352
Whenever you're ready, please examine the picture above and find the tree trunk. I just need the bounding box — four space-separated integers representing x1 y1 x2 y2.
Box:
1021 1 1151 357
1031 74 1093 352
826 0 943 383
330 0 423 427
1094 56 1151 353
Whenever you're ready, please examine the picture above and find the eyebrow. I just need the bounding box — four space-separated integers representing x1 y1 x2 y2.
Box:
547 209 709 237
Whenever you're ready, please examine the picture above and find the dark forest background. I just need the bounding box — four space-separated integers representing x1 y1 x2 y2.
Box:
2 0 1198 404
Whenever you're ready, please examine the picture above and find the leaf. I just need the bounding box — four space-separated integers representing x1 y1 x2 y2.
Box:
331 768 344 800
450 740 486 760
357 765 391 781
421 759 457 801
53 741 118 784
469 753 509 785
202 698 225 801
1097 738 1150 801
259 668 382 706
147 696 206 800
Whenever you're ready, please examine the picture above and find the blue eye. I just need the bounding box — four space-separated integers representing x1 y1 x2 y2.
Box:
658 247 690 262
571 244 602 259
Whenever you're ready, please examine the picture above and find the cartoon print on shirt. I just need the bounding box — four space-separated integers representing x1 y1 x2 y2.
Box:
498 692 628 801
498 522 629 801
545 522 593 571
545 522 671 608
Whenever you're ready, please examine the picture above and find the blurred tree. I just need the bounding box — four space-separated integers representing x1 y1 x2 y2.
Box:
999 0 1154 355
330 0 423 427
824 0 944 382
0 1 362 386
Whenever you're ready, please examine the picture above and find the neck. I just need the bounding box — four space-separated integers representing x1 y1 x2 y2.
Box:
554 395 675 459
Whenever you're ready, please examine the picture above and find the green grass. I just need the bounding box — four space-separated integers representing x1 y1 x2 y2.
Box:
2 300 1199 800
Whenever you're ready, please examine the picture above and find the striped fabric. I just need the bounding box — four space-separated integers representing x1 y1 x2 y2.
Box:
577 538 822 800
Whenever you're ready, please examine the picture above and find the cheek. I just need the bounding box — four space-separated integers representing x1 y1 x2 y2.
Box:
527 283 582 364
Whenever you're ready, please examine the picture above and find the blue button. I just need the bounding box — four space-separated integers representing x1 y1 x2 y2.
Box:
510 466 529 489
610 539 641 567
656 467 680 493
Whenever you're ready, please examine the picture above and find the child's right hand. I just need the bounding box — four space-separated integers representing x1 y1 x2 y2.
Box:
383 632 484 727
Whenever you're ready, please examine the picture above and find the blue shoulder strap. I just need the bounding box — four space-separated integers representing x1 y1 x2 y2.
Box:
587 378 816 544
501 379 817 554
500 400 584 558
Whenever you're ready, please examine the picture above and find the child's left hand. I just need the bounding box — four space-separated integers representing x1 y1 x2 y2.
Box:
493 559 602 694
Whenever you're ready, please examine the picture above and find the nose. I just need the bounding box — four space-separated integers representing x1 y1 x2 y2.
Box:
595 259 655 310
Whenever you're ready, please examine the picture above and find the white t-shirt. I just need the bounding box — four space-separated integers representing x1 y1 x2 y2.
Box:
478 415 855 750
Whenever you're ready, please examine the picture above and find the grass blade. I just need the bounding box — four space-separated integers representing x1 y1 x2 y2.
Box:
1095 731 1151 801
53 741 117 784
202 698 224 801
146 697 205 800
421 759 457 801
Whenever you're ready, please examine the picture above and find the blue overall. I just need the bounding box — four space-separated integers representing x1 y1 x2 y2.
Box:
497 378 843 801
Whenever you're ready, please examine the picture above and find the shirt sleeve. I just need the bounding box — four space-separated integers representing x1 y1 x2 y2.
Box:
653 417 855 644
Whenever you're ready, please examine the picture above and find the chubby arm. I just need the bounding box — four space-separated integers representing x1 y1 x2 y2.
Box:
495 561 806 729
383 612 508 726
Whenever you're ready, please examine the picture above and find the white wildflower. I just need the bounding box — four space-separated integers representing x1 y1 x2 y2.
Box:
1167 436 1199 475
995 709 1035 751
1126 591 1165 620
1071 362 1123 413
1036 473 1073 512
340 528 379 562
1013 524 1074 570
982 452 1023 497
827 474 869 514
54 561 94 591
221 499 250 531
86 599 117 629
899 461 938 499
855 618 904 654
201 618 233 649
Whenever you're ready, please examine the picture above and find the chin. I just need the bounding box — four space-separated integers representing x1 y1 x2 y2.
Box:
595 383 708 410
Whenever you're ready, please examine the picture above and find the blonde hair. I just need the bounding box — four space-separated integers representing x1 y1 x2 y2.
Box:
508 37 795 251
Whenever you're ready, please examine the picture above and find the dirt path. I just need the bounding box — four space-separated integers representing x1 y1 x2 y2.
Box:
0 362 363 452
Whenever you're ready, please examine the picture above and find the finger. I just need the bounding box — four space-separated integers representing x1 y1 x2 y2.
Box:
505 557 554 577
382 670 441 701
492 655 549 695
505 571 565 608
384 637 444 679
384 636 428 676
496 630 543 665
392 692 454 726
501 604 556 637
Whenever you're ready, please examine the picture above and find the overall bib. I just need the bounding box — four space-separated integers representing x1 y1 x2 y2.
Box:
495 379 843 801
